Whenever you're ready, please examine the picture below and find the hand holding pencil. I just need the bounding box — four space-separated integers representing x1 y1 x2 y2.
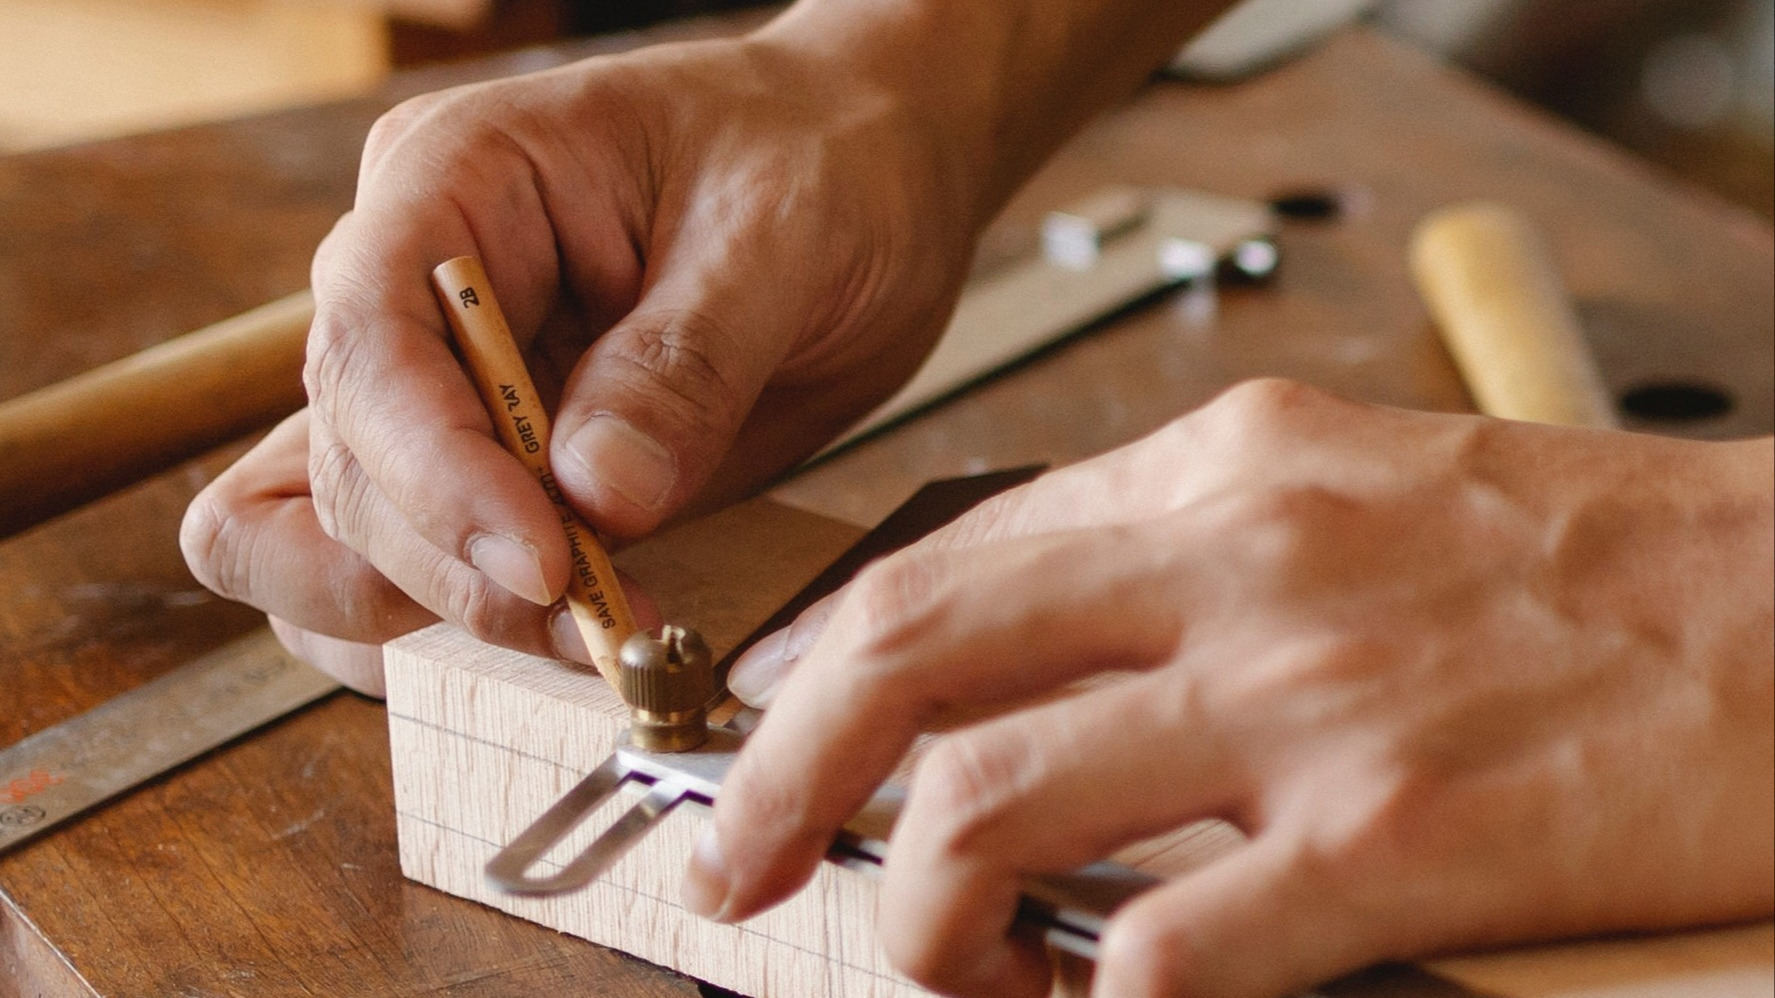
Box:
179 41 981 696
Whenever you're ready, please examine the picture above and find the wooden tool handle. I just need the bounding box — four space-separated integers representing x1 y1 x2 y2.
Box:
0 290 314 538
431 256 638 688
1410 203 1619 429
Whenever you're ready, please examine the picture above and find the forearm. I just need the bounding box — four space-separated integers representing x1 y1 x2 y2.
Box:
755 0 1234 228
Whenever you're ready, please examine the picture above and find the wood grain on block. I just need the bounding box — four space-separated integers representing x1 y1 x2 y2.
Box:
387 496 1771 998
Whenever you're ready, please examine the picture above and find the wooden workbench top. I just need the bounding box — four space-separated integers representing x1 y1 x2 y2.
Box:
1 12 1769 997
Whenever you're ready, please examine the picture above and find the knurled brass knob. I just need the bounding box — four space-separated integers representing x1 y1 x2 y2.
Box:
619 625 713 753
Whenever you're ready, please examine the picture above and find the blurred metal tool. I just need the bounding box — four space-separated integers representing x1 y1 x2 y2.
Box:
820 185 1277 455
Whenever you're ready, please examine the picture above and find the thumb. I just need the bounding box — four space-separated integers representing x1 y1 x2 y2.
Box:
549 274 788 538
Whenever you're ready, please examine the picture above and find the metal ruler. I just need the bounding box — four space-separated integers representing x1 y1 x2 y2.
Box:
0 629 340 855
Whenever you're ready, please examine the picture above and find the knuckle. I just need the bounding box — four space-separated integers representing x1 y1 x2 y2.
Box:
363 84 545 195
1259 746 1431 891
302 307 361 408
1310 632 1401 684
838 554 946 662
179 484 255 602
722 747 829 848
1098 911 1196 998
1281 816 1379 903
306 436 368 543
1238 482 1341 531
362 91 445 164
1189 377 1331 457
310 213 353 292
780 592 838 658
1218 376 1325 422
441 570 507 644
1287 635 1383 693
910 733 1029 852
1209 483 1355 572
879 927 978 997
921 489 1026 551
605 311 746 441
1321 755 1468 878
1338 783 1424 877
1213 633 1384 726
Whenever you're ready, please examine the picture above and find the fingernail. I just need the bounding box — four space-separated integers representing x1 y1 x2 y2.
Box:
565 415 675 514
549 607 593 665
469 534 552 606
682 826 734 921
727 630 790 707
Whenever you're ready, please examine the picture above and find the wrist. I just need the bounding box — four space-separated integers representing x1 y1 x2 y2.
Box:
754 0 1233 229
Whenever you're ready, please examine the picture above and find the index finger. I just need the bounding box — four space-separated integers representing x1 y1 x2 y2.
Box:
686 522 1185 923
305 194 575 603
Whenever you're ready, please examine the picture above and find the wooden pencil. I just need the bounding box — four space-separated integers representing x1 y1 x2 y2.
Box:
431 255 638 690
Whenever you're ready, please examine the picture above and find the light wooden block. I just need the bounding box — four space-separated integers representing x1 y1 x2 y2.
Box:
389 497 916 994
387 496 1773 998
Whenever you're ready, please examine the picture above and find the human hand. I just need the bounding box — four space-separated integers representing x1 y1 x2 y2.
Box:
180 31 983 689
696 380 1775 998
